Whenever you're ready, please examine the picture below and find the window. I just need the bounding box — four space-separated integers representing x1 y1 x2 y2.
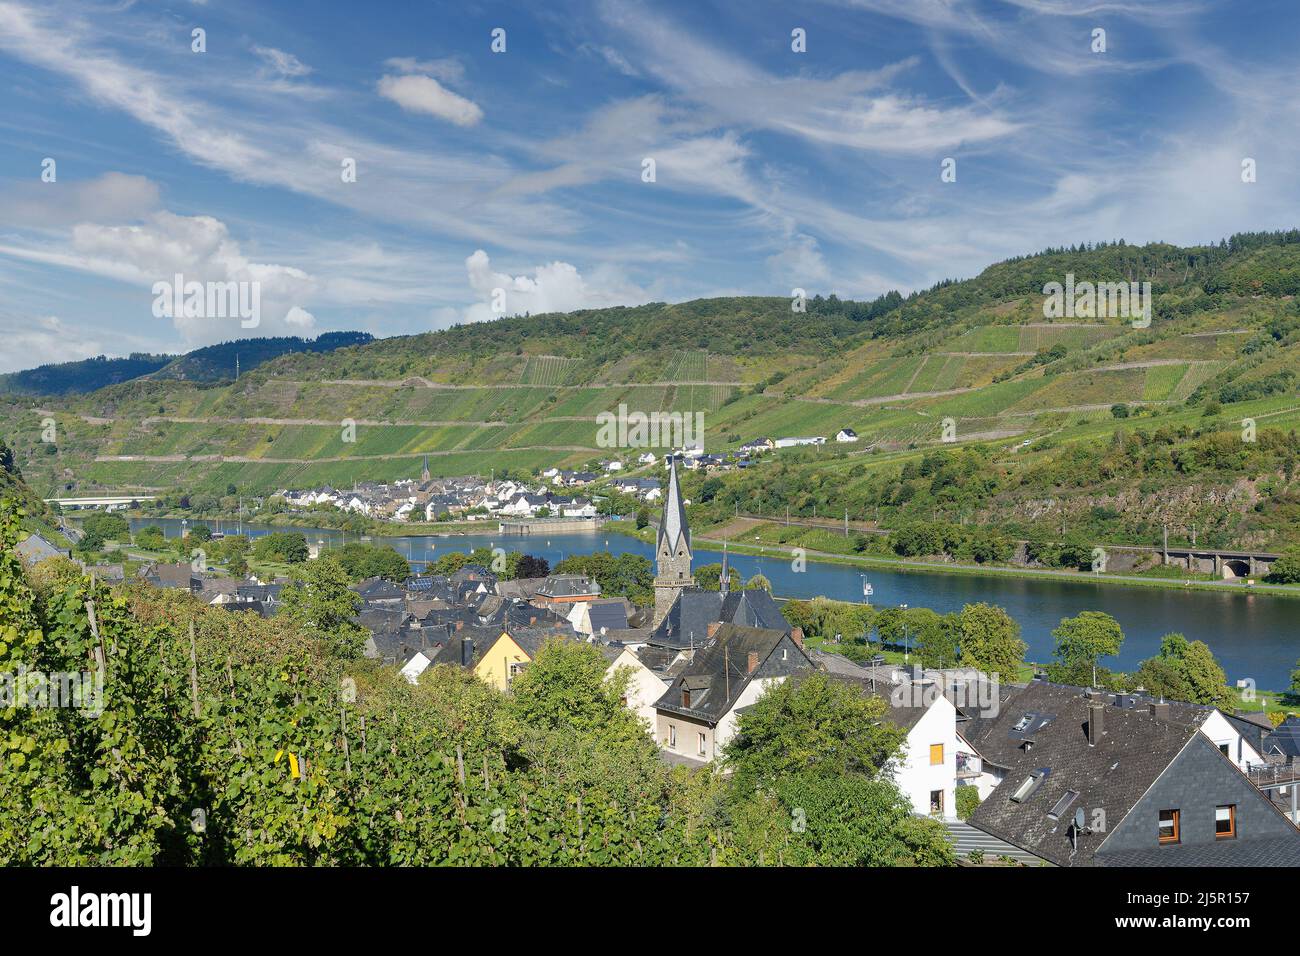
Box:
1219 743 1230 757
1048 790 1079 820
1012 715 1033 731
668 725 677 749
1159 809 1180 845
930 790 944 815
930 744 945 766
681 688 691 708
1216 805 1236 839
697 733 707 756
1010 769 1048 803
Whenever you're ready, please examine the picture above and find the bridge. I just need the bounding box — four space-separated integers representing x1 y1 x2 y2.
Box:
1155 546 1279 579
44 495 156 509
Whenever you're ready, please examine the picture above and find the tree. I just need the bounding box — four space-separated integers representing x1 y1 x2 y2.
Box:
505 552 549 580
337 542 409 582
745 573 771 592
910 608 960 669
1266 548 1300 584
724 672 904 791
695 562 740 592
772 774 954 867
635 507 650 530
1136 633 1231 706
1045 608 1128 686
251 531 308 564
957 603 1026 681
279 556 366 658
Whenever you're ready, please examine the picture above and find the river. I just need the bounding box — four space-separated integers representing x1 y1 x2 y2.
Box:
130 517 1300 689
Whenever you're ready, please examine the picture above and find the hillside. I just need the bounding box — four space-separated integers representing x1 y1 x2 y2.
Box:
0 331 376 397
4 231 1300 551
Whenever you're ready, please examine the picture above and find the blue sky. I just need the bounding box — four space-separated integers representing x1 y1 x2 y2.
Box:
0 0 1296 371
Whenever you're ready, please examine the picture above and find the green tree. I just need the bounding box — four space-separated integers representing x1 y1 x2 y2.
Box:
724 672 904 791
1047 611 1124 685
958 603 1026 681
1136 633 1231 706
279 556 366 658
745 573 771 592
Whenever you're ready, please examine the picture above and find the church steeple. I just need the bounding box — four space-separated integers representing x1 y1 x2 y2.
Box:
653 455 695 624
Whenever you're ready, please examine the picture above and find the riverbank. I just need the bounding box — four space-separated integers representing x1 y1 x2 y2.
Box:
604 522 1300 599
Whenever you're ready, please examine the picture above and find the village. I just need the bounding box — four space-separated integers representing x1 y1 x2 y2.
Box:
21 455 1299 869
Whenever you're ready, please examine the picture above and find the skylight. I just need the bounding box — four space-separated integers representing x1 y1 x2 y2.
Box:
1047 790 1079 820
1012 714 1033 731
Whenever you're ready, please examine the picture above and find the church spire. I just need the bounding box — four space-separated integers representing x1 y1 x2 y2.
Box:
720 540 730 596
652 455 695 625
657 454 690 556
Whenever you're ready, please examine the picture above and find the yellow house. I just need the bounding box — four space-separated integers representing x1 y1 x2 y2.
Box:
473 626 571 691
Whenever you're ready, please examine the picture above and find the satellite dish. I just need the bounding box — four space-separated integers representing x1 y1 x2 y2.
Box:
1073 807 1086 831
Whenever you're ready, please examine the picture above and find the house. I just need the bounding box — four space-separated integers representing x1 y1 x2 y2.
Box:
964 682 1300 866
16 531 67 565
605 645 672 731
534 574 601 608
569 597 632 636
473 624 575 691
774 436 825 448
814 654 965 819
739 438 773 454
602 459 624 472
637 452 658 465
835 428 859 443
140 562 202 594
653 623 815 764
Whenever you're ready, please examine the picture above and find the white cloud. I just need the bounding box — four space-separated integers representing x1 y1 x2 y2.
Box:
0 210 319 346
384 56 464 83
377 73 483 126
252 45 311 78
0 314 105 372
0 172 161 229
459 249 650 324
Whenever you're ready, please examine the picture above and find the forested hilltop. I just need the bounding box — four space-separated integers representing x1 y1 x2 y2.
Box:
4 231 1300 552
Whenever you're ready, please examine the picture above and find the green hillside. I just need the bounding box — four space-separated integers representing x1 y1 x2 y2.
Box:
4 232 1300 551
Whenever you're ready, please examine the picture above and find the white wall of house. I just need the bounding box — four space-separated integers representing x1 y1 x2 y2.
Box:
607 649 669 733
888 695 961 819
714 676 786 757
1201 710 1265 770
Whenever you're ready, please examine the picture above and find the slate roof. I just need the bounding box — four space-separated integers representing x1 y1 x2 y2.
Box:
495 577 547 600
587 598 631 633
719 588 789 633
16 532 66 564
353 576 405 602
966 682 1213 866
651 589 722 648
657 456 690 557
535 574 601 599
1263 716 1300 759
654 623 809 724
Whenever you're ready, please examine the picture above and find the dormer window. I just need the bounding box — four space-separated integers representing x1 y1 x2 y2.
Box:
682 688 691 708
1012 715 1033 732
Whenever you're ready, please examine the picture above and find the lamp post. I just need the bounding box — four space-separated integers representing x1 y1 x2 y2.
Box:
899 603 909 665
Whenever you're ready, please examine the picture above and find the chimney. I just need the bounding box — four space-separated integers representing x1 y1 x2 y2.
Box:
747 651 759 675
529 616 537 626
707 621 721 639
790 627 805 649
1149 701 1170 721
460 636 473 667
1087 700 1105 746
455 620 463 631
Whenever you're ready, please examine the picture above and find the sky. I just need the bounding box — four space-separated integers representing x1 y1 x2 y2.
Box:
0 0 1296 371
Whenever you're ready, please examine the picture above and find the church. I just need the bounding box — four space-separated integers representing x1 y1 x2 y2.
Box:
648 456 791 646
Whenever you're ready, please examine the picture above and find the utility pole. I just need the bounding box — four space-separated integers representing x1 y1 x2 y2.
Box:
844 508 849 537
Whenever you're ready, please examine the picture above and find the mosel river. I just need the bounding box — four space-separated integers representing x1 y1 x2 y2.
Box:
132 517 1300 689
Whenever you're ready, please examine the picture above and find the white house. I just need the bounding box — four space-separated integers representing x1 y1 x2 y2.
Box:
774 436 825 448
606 647 670 733
637 452 658 465
835 428 859 443
885 687 963 818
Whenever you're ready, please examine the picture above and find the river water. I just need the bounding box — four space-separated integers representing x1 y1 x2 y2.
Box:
130 517 1300 689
